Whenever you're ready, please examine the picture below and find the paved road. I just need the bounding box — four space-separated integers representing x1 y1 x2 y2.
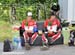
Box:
0 42 75 55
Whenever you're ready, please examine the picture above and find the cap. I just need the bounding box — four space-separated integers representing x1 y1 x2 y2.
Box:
27 12 32 16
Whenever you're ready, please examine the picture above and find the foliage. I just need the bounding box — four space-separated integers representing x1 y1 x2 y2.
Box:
0 0 58 22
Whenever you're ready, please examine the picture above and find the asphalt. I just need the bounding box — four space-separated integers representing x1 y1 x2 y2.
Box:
0 42 75 55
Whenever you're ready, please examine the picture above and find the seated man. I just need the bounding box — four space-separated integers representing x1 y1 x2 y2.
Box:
21 12 38 50
41 14 61 48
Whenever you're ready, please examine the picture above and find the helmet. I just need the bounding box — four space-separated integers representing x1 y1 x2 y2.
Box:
53 3 57 5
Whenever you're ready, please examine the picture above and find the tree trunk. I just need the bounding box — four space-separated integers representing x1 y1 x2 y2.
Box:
9 5 16 24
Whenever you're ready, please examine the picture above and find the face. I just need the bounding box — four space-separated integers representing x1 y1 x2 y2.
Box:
27 16 32 21
50 15 56 21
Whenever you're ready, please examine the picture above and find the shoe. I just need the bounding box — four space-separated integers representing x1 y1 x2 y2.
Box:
68 41 75 46
41 45 49 50
25 43 31 50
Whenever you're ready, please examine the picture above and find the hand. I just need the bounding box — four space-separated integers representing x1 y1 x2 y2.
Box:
48 31 53 34
38 30 42 34
26 30 32 33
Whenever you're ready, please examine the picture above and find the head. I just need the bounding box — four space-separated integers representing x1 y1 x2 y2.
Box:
27 12 32 21
27 16 32 21
49 14 56 21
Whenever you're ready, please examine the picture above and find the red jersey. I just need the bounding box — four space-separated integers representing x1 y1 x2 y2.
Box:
44 18 60 28
44 18 60 32
21 19 37 29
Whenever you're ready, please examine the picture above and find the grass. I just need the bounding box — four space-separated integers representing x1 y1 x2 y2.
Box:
0 21 13 42
0 21 20 42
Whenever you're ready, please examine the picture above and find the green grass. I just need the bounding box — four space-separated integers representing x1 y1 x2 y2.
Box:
0 21 20 42
0 21 13 42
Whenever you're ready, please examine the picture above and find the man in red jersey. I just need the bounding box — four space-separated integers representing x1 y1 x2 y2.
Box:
41 14 61 49
21 12 38 50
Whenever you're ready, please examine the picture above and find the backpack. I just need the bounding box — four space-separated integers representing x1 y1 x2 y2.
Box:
3 39 11 52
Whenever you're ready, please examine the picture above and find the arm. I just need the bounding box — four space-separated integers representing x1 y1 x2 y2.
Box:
21 20 25 29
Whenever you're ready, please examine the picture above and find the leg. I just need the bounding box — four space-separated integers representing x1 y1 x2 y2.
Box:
41 33 49 50
27 33 38 45
42 28 48 45
31 32 38 44
19 27 25 47
42 33 48 45
23 32 31 50
43 32 61 45
23 31 29 43
45 32 55 45
51 32 61 43
20 37 25 47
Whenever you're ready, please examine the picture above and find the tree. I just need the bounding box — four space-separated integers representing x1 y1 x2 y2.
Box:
0 0 58 22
